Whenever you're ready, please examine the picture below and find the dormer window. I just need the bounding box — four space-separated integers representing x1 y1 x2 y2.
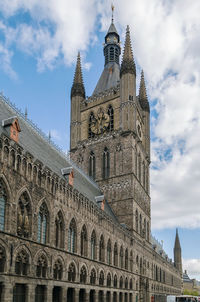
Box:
2 117 21 143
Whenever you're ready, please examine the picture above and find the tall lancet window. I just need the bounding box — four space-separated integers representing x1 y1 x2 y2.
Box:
0 180 7 231
89 151 96 179
108 105 114 131
55 211 64 248
102 147 110 179
88 112 95 138
38 202 48 244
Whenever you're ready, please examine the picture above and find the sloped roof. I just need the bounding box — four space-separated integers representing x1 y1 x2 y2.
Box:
0 95 118 222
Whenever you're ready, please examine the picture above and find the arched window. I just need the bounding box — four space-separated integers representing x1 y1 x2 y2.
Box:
80 225 88 257
130 278 133 290
135 209 138 233
22 158 27 177
36 255 47 278
114 274 117 288
15 250 29 276
99 271 104 286
90 268 96 285
99 235 105 262
120 246 123 268
0 245 6 272
119 276 123 289
139 214 142 235
102 147 110 179
91 230 96 260
107 239 112 265
140 258 143 274
53 259 63 280
88 112 95 138
107 273 111 287
108 105 114 131
115 48 119 64
125 248 128 270
10 150 15 169
114 242 118 266
68 218 77 253
16 155 21 172
89 151 96 179
80 266 87 284
17 191 31 238
110 46 114 61
125 278 128 289
38 202 48 244
68 263 76 282
55 211 64 248
130 251 133 272
0 179 7 231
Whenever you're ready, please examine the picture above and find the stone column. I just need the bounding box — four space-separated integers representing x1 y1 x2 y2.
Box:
74 288 80 302
27 284 35 302
2 282 13 302
93 291 97 302
46 285 53 302
85 290 90 302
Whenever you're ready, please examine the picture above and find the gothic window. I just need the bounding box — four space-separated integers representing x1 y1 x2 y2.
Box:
115 48 119 64
119 276 123 289
125 278 128 289
0 245 6 272
89 151 96 179
0 179 7 231
36 255 47 278
15 250 29 276
138 154 141 181
22 158 27 177
17 191 31 238
130 251 133 272
91 230 96 260
16 155 21 172
28 163 32 180
105 48 109 65
144 218 146 239
102 147 110 179
3 146 9 163
80 225 88 257
88 112 95 138
114 242 118 266
107 273 111 287
99 270 104 286
110 46 114 61
68 218 77 253
107 239 112 265
80 266 87 284
114 274 117 288
68 263 76 282
108 105 114 131
125 248 128 270
10 150 15 169
139 214 142 235
90 268 96 285
38 202 48 244
120 246 123 268
99 235 105 262
130 279 133 290
33 166 37 183
135 210 138 233
55 211 64 248
53 259 63 280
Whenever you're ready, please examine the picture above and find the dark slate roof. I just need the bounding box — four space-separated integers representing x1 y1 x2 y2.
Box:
107 22 119 36
92 62 120 96
0 95 118 222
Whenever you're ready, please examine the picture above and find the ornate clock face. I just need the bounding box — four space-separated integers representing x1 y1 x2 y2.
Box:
91 108 110 135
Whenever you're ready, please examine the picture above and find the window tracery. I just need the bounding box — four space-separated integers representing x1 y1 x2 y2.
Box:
68 263 76 282
15 250 29 276
102 147 110 179
68 218 76 253
36 254 47 278
53 259 63 280
38 202 48 244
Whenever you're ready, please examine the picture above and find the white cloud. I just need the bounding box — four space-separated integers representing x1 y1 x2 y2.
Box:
183 259 200 280
0 0 200 231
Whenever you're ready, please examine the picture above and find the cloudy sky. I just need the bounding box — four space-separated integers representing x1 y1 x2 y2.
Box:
0 0 200 279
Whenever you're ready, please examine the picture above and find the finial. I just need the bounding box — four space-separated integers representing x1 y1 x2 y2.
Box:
48 131 51 142
25 107 28 120
111 3 115 23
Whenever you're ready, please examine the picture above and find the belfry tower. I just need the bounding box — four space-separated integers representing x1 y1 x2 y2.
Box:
70 14 151 241
174 229 182 274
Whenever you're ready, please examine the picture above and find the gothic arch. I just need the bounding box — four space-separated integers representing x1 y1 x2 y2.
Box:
33 249 49 267
16 189 32 238
80 264 88 284
90 267 97 285
0 243 6 273
90 229 96 260
55 210 65 248
0 175 11 231
68 217 77 253
53 257 63 280
80 224 88 257
13 244 32 265
37 201 49 244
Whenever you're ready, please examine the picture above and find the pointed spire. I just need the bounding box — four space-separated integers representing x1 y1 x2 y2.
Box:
120 25 136 77
174 228 181 249
139 70 150 112
71 52 85 99
48 131 51 142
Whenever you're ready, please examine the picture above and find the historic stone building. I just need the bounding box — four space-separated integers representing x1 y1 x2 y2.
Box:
0 16 182 302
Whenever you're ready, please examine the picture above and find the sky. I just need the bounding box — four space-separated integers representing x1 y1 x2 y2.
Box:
0 0 200 279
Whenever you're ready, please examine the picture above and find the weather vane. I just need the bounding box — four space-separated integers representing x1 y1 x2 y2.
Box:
111 3 115 23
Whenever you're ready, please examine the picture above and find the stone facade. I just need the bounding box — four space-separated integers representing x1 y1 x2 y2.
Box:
0 19 182 302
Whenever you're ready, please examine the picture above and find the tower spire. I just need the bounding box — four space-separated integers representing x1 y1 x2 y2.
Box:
111 3 114 24
120 25 136 77
174 228 182 274
71 52 85 99
139 70 150 112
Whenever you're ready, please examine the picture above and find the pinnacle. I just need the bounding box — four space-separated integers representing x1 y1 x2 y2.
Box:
71 52 85 98
139 70 150 112
120 25 136 77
